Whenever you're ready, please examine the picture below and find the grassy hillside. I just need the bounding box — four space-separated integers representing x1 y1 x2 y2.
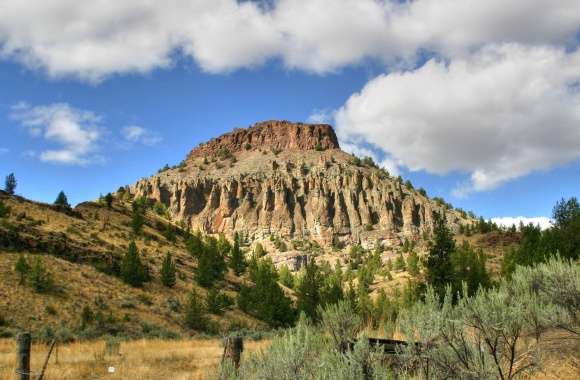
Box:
0 191 265 340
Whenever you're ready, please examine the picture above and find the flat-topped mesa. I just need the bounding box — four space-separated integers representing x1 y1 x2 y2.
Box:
187 120 340 159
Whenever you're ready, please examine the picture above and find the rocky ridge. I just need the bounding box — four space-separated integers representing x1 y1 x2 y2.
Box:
130 121 473 252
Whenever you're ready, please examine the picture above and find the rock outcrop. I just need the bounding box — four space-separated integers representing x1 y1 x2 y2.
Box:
130 121 472 250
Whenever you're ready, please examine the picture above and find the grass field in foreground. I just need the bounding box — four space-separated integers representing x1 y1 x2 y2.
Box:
0 335 577 379
0 338 269 380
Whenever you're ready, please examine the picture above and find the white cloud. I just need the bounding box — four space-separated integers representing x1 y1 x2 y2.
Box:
11 102 102 165
307 109 333 124
491 216 553 230
121 125 162 146
335 44 580 194
0 0 578 81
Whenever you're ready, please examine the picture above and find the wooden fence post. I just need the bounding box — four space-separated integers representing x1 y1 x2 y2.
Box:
223 336 244 369
37 340 56 380
16 332 31 380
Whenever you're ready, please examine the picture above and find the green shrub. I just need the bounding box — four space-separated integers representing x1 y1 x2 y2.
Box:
206 287 233 315
0 199 10 218
184 288 208 330
120 241 149 287
28 257 54 293
396 257 578 380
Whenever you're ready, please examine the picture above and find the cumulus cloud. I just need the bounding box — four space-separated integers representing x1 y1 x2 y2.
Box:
11 102 102 165
335 44 580 194
121 125 162 146
491 216 553 230
0 0 578 81
307 109 334 124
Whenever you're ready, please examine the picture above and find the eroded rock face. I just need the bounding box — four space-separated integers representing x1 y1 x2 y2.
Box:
187 120 340 161
130 121 471 249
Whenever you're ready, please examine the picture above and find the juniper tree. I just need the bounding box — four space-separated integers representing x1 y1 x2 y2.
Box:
184 288 207 330
278 265 294 289
254 242 265 258
237 258 295 327
407 250 420 276
297 261 324 320
206 287 231 315
229 232 246 276
54 191 71 209
196 236 226 287
4 173 16 195
160 252 176 288
28 257 54 293
104 193 114 208
186 230 203 258
426 212 456 299
14 254 30 285
120 241 149 287
131 197 147 235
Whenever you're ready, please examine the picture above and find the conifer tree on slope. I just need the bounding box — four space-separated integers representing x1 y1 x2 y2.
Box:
4 173 16 195
54 191 71 209
229 232 246 276
121 241 148 287
160 252 176 288
426 212 455 299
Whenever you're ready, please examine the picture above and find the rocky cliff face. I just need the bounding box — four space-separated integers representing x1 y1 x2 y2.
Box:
130 121 471 251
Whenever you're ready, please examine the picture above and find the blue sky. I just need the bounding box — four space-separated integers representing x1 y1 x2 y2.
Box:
1 0 579 226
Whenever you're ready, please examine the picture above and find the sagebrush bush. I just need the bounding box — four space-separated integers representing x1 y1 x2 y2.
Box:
219 258 578 380
396 257 578 380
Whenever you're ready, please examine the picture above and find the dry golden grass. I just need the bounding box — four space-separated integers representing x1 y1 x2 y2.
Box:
0 338 270 380
0 192 266 337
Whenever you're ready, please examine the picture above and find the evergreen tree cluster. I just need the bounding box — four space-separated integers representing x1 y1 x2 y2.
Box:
4 173 16 195
502 197 580 274
14 255 54 293
427 212 491 300
54 191 71 210
193 234 227 288
131 197 148 235
238 258 295 327
120 241 150 287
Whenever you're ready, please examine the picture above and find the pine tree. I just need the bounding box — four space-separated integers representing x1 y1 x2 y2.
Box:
160 253 176 288
217 233 231 256
427 212 456 299
54 191 71 209
184 288 207 330
278 265 294 288
237 258 295 327
206 287 231 315
196 237 225 287
104 193 114 208
229 232 246 276
254 242 265 258
186 231 204 258
4 173 16 195
120 241 148 287
131 197 147 235
14 254 30 285
296 261 323 320
28 257 54 293
322 268 344 306
407 250 420 276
